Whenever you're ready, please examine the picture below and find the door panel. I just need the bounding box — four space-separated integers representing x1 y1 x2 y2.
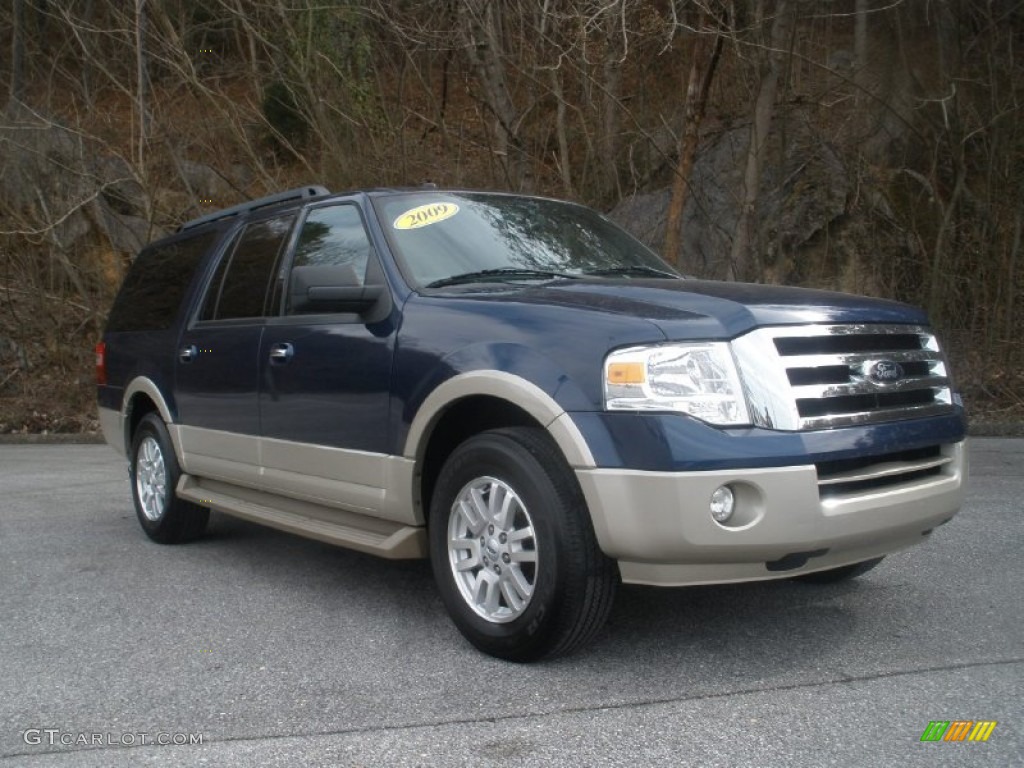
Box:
259 321 394 452
175 215 296 483
258 203 396 508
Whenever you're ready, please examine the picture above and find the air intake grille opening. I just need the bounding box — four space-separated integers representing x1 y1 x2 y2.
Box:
818 466 943 499
775 334 923 355
816 445 941 478
815 445 951 499
797 388 936 418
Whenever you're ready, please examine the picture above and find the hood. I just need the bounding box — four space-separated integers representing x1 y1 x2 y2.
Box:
470 278 930 339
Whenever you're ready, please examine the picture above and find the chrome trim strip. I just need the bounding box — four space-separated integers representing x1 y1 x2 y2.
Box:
817 456 952 486
764 323 934 338
781 349 942 367
797 402 956 430
790 379 949 399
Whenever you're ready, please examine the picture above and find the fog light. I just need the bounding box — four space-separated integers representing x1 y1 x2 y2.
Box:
710 485 735 524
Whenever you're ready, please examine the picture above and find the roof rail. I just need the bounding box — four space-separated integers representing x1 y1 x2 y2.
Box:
178 185 330 231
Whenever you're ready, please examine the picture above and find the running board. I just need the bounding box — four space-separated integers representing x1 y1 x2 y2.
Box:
177 474 427 559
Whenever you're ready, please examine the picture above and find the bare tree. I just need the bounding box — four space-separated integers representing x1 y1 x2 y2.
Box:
728 0 795 281
663 6 725 267
853 0 868 103
134 0 149 173
461 0 528 190
8 0 26 108
599 1 625 197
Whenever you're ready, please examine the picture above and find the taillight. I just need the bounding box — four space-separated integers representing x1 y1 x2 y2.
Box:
95 341 107 385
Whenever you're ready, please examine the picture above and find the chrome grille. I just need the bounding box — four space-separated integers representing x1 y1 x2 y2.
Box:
731 324 955 431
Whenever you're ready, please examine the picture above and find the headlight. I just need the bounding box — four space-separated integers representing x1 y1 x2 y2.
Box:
603 343 751 425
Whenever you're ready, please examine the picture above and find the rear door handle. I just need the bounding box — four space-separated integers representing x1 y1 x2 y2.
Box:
269 342 294 364
179 345 198 363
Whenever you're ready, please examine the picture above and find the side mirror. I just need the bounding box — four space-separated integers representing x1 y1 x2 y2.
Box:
306 283 383 313
289 264 383 314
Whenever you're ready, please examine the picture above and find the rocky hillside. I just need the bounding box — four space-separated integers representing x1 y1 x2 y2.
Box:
1 1 1021 431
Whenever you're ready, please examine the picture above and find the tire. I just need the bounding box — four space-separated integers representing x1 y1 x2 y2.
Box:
130 413 209 544
429 427 618 662
792 556 884 584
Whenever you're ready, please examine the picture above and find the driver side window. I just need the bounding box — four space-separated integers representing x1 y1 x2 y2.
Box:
287 204 375 314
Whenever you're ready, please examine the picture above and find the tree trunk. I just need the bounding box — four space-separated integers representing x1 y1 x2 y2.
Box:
854 0 868 102
9 0 26 108
550 68 573 196
600 2 624 198
926 0 964 324
537 0 571 196
1006 202 1022 342
135 0 149 171
727 0 793 282
463 0 526 190
663 16 723 269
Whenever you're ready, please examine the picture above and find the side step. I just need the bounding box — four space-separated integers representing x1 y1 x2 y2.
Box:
177 474 427 559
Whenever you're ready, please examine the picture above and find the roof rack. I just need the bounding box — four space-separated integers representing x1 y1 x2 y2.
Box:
178 185 330 231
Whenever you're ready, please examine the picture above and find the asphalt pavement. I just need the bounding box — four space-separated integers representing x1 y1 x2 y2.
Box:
1 439 1021 767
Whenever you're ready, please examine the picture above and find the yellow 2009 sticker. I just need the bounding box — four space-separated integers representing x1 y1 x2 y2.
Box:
393 202 460 230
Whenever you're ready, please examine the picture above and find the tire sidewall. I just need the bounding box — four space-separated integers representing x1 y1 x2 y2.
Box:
130 414 179 538
429 432 572 659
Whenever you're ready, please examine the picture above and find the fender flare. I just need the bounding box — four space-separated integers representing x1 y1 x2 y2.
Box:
122 377 182 459
403 370 595 468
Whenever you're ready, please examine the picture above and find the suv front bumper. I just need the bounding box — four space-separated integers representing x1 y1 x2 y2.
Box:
575 440 966 586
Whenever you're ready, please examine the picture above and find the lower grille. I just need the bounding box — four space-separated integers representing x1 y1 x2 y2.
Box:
815 445 953 499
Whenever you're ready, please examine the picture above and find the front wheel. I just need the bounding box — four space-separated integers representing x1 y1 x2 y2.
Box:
429 428 618 662
792 557 884 584
130 413 209 544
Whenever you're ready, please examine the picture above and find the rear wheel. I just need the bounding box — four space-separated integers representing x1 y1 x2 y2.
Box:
429 427 617 661
792 557 884 584
130 413 209 544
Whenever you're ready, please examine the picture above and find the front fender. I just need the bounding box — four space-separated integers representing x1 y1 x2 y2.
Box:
398 343 597 467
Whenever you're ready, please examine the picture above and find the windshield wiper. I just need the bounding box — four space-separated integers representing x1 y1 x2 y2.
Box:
583 265 680 279
425 268 580 289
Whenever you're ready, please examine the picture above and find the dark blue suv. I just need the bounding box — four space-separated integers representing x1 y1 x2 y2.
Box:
97 186 967 660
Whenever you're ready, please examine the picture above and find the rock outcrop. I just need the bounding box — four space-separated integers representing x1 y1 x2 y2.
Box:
610 114 855 284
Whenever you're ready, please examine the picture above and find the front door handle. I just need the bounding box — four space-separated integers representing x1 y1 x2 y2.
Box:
179 345 198 363
269 342 294 364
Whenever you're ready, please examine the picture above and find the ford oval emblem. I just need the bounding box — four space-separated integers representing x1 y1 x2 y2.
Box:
867 360 905 384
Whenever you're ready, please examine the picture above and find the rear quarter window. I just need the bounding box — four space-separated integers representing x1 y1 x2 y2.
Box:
106 230 219 332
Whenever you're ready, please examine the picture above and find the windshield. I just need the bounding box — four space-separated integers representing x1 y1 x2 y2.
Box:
373 192 677 289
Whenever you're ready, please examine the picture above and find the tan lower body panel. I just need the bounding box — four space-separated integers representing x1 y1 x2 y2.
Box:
578 441 966 587
177 474 427 559
98 406 123 456
176 425 420 526
617 531 924 586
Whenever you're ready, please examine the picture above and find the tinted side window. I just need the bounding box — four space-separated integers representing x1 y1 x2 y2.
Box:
202 216 294 321
293 205 373 284
198 230 237 322
106 230 218 332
